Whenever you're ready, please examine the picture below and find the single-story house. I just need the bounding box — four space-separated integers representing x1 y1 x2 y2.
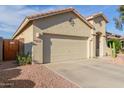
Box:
12 8 108 64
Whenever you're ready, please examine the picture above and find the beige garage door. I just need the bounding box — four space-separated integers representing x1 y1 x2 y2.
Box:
43 34 88 63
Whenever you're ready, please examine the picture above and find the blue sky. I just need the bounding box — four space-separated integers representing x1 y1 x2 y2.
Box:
0 5 123 39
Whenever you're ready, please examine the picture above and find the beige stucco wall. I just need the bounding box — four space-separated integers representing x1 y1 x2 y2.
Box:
33 12 92 63
106 47 112 56
87 28 96 58
91 29 96 58
0 39 3 62
93 17 106 31
87 20 96 58
94 16 107 56
34 12 91 37
14 22 33 55
88 16 107 57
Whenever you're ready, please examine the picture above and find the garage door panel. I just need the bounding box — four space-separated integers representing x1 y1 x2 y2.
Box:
43 34 88 63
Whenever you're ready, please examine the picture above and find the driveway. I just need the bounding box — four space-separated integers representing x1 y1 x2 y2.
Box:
45 57 124 88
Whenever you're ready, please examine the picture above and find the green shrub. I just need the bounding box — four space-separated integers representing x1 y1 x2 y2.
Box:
107 39 122 53
16 54 32 66
107 39 122 58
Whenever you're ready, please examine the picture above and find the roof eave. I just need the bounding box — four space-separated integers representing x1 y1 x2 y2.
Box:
28 9 94 29
73 10 94 29
12 8 95 39
86 14 109 23
12 18 30 39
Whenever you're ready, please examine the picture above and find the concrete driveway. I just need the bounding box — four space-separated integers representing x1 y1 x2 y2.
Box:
45 57 124 88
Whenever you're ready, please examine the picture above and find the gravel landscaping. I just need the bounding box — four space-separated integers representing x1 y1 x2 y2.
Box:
0 61 78 88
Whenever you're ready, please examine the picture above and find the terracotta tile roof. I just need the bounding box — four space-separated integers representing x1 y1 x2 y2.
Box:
120 36 124 40
86 12 109 23
27 7 75 20
12 8 94 39
107 36 119 39
106 31 123 40
26 7 93 28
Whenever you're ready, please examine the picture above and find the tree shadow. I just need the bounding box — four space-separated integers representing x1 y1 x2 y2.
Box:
0 69 35 88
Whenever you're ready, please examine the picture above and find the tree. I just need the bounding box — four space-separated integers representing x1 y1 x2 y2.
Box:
114 5 124 30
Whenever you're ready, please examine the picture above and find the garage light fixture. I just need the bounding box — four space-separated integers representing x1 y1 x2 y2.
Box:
36 32 40 38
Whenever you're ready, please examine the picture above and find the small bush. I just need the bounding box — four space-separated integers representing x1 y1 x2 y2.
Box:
16 54 32 66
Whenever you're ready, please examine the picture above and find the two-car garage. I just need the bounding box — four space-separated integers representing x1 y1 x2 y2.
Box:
43 34 88 63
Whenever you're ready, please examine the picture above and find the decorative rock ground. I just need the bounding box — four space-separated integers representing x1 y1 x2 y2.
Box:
0 61 79 88
114 54 124 65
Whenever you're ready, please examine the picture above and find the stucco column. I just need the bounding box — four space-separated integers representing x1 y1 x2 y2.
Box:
100 35 106 57
32 25 43 64
87 32 96 59
92 34 96 58
103 35 107 56
91 33 96 58
32 35 43 64
87 37 91 58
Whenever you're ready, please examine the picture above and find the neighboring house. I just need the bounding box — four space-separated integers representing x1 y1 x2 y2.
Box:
106 32 124 49
106 32 121 40
12 8 108 64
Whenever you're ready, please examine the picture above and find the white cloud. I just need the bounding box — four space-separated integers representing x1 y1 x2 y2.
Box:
0 5 67 38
